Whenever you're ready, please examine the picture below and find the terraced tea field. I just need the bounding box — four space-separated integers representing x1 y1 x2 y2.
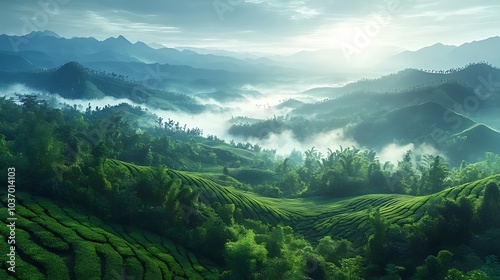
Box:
0 192 218 280
3 158 498 279
104 160 500 244
226 168 277 185
169 169 500 244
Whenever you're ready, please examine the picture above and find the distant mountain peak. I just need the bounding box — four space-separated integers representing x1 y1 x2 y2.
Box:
146 42 166 49
414 42 456 52
117 35 128 41
25 30 61 38
60 61 84 68
56 61 87 75
105 35 130 43
463 36 500 44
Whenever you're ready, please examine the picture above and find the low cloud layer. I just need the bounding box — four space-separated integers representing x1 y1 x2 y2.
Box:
376 142 443 164
1 83 446 165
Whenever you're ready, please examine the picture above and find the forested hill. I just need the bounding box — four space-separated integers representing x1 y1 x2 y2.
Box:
229 68 500 166
304 62 500 97
1 94 500 279
0 61 204 112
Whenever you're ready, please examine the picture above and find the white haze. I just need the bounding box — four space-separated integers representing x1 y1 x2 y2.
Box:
242 129 359 157
1 83 445 165
0 84 139 110
376 143 445 166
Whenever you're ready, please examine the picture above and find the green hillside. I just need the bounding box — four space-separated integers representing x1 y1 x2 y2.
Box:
0 62 204 112
0 52 38 72
2 158 499 278
293 81 488 117
104 159 500 246
0 192 218 280
447 124 500 163
234 80 499 163
1 79 500 279
348 101 478 149
167 167 500 244
304 63 500 97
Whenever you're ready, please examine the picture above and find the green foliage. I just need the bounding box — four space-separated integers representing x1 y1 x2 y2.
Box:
329 256 365 280
242 223 320 280
477 182 500 229
436 198 474 245
163 178 184 225
278 170 305 197
481 255 500 279
315 236 355 265
0 134 13 172
2 94 500 279
190 204 236 264
417 155 450 195
224 230 268 280
74 241 101 280
213 202 236 225
0 192 215 279
95 244 123 280
447 268 490 280
414 250 453 280
367 208 390 275
16 228 70 279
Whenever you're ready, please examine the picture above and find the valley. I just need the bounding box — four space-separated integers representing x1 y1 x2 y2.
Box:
1 17 500 279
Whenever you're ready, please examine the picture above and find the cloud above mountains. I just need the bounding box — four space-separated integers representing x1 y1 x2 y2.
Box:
1 0 500 53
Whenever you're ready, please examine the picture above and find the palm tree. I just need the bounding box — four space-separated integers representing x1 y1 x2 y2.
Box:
304 147 321 173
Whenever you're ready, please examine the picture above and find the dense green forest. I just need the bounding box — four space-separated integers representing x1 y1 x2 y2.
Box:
229 63 500 166
1 94 500 279
1 7 500 277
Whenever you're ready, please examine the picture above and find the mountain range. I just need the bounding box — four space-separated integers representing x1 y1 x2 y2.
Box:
1 31 500 86
1 31 500 165
230 63 500 165
391 37 500 70
2 29 500 279
0 31 302 93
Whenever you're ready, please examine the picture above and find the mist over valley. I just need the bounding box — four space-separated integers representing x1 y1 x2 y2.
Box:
2 1 500 278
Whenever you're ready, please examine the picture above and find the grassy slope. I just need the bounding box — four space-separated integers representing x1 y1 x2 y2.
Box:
349 101 478 148
0 192 218 280
169 168 500 244
106 160 500 245
196 141 278 184
3 158 498 278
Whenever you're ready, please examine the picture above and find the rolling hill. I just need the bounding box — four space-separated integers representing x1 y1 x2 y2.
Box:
347 101 500 164
0 52 39 72
347 102 477 148
166 165 500 244
2 157 498 279
447 124 500 163
0 62 205 112
304 63 500 98
0 192 218 280
293 79 494 118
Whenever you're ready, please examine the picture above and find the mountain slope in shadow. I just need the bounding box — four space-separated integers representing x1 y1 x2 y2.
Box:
0 62 204 112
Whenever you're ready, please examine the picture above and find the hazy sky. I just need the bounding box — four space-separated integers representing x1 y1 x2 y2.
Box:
1 0 499 54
